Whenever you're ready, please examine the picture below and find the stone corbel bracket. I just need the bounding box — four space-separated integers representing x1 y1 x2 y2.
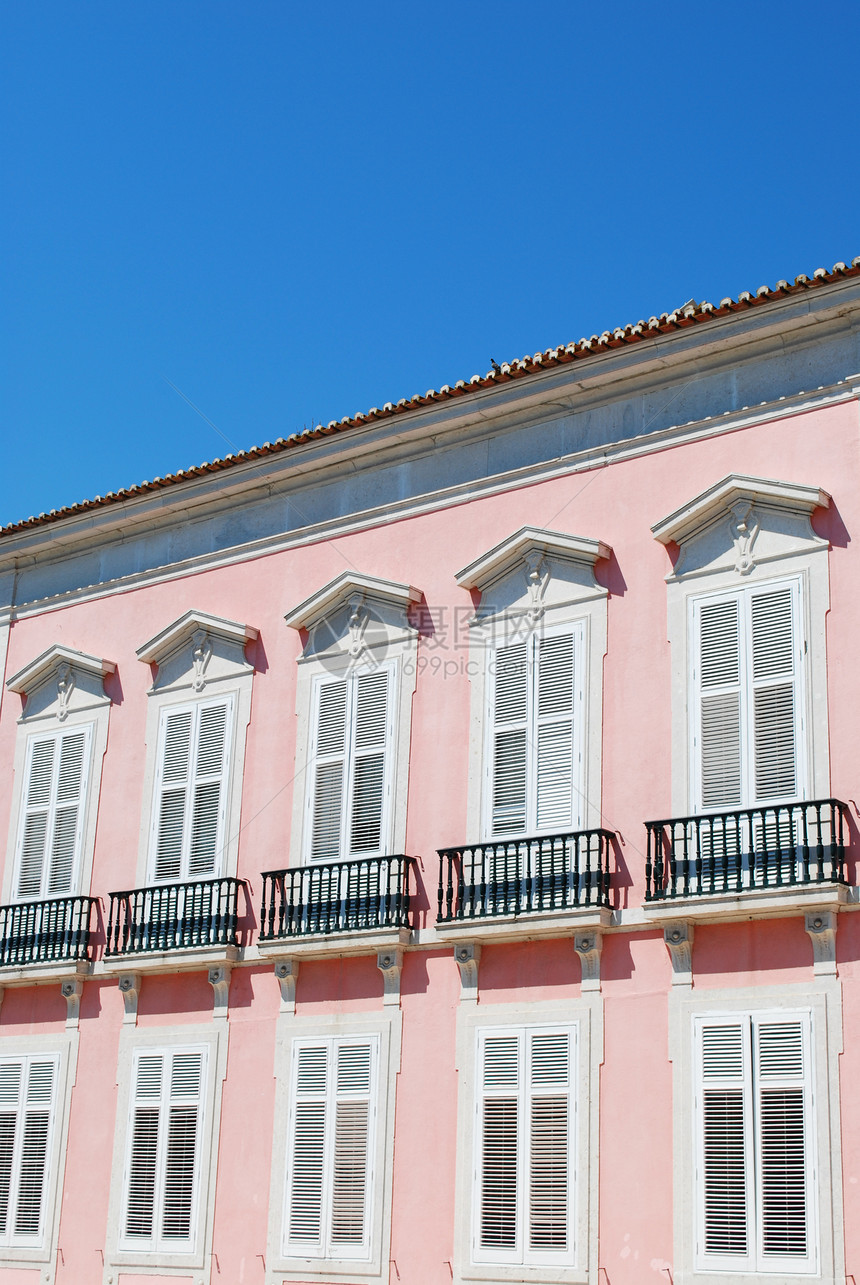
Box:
805 910 837 976
454 943 481 1003
377 949 404 1006
663 921 694 987
118 973 141 1025
61 978 84 1027
274 959 300 1014
208 965 231 1018
574 931 603 991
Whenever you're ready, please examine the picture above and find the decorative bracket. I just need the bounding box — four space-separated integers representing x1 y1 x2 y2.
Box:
118 973 141 1025
61 979 83 1027
56 662 76 721
377 949 404 1006
208 965 231 1018
523 551 550 626
274 959 300 1014
663 922 694 988
346 595 370 662
729 499 760 575
454 943 481 1004
805 910 837 976
191 629 213 692
574 932 603 992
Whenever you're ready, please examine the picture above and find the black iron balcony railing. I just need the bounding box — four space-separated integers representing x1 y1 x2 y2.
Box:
105 877 243 955
437 829 614 922
645 799 849 901
0 895 98 967
260 855 414 940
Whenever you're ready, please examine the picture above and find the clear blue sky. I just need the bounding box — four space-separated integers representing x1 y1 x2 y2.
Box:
2 1 858 528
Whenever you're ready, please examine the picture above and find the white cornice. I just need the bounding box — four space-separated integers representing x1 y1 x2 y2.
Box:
7 644 116 695
456 527 611 590
136 610 258 666
652 474 831 546
285 572 421 631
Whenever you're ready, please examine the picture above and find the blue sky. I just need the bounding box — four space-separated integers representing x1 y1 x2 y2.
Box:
2 1 858 528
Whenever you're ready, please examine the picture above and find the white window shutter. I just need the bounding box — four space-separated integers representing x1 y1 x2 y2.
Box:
696 1018 754 1271
0 1056 58 1249
535 635 576 832
753 1017 814 1272
750 587 800 803
348 671 390 855
125 1054 164 1241
287 1044 328 1249
527 1030 572 1255
310 682 348 862
153 701 232 882
162 1053 203 1240
696 599 743 811
187 703 230 877
16 728 90 900
490 643 529 836
478 1034 520 1253
330 1042 373 1250
154 711 193 881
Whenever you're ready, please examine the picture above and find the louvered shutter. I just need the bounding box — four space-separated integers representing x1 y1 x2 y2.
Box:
0 1056 58 1249
310 681 348 862
534 635 577 832
285 1037 377 1260
152 700 232 881
753 1017 814 1273
695 1018 754 1272
348 672 390 855
696 600 743 811
478 1034 520 1255
123 1048 205 1252
489 643 529 837
16 728 90 900
750 587 800 803
527 1030 572 1256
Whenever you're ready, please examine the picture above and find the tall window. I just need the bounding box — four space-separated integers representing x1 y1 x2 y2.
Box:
486 628 583 839
0 1055 59 1249
690 578 805 813
14 726 92 900
306 667 394 863
121 1046 207 1253
473 1025 576 1268
283 1036 378 1261
149 698 233 881
694 1011 816 1275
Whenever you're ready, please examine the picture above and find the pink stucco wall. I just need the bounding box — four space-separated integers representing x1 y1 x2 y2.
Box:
0 396 858 1282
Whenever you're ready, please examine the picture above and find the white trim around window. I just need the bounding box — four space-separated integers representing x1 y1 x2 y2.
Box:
0 1030 78 1284
264 1008 401 1285
102 1021 228 1277
452 997 601 1285
670 982 844 1285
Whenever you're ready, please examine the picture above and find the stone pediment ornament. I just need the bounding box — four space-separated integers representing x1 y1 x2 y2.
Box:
652 475 830 564
456 527 611 594
7 644 116 714
136 610 258 688
284 572 421 665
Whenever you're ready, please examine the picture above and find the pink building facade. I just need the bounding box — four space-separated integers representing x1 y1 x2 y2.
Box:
0 258 859 1285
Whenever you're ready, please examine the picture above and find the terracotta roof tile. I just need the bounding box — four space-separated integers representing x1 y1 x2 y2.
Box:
3 256 859 539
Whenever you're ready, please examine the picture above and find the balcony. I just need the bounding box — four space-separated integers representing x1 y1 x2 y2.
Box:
258 855 414 957
104 877 244 968
0 895 97 971
436 829 614 942
644 798 851 920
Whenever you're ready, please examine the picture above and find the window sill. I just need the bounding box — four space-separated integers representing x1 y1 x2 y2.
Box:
100 942 240 975
433 905 611 945
641 879 854 925
255 925 412 960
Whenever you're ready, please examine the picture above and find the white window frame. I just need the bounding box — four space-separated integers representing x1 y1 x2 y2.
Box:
103 1021 227 1276
303 661 398 864
482 620 586 841
688 575 808 815
146 694 235 884
265 1008 401 1285
670 983 844 1285
0 1031 77 1284
452 998 600 1285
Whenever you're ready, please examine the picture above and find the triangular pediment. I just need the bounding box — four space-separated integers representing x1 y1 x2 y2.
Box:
284 572 421 633
7 644 116 720
652 475 830 547
7 644 115 696
456 527 610 591
137 610 257 694
136 610 258 667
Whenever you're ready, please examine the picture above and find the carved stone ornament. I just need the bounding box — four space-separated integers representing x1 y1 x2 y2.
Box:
805 910 837 976
524 551 550 626
377 948 404 1006
56 662 76 721
118 973 141 1024
663 921 694 987
454 942 481 1003
346 595 370 662
729 499 760 575
61 978 83 1026
191 629 213 692
574 932 603 991
274 958 299 1014
208 965 231 1017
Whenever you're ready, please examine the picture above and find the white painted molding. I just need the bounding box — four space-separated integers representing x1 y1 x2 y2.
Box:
652 473 830 547
208 965 231 1018
6 645 116 721
273 958 300 1014
136 609 258 667
376 948 403 1006
454 942 481 1003
456 526 611 591
574 931 603 992
61 978 83 1027
118 973 141 1025
805 910 838 976
663 921 694 987
284 571 421 632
